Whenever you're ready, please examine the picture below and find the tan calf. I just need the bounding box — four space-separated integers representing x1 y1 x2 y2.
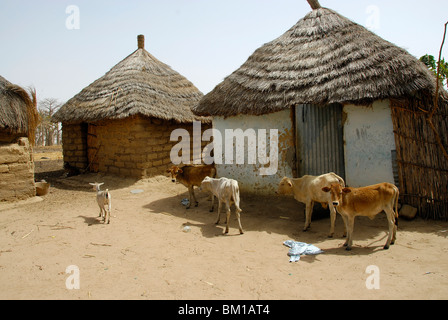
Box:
277 173 345 237
322 182 399 251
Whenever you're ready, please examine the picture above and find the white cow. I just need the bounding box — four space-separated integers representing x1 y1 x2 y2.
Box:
277 173 345 237
200 176 244 235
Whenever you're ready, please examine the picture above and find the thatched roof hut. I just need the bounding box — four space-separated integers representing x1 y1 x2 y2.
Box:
0 75 38 201
192 0 448 219
193 2 439 117
0 75 38 142
55 35 207 124
54 35 210 178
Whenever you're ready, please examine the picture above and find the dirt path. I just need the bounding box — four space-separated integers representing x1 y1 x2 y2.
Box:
0 165 447 300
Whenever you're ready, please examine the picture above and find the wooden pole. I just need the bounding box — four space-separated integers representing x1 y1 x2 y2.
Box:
427 22 448 162
307 0 322 10
429 22 448 120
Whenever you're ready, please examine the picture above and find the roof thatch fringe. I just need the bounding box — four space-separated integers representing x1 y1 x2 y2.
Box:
54 35 209 124
0 75 39 144
193 7 440 117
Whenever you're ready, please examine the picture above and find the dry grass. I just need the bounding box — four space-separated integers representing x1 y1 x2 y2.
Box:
0 75 39 143
194 7 440 117
54 35 209 125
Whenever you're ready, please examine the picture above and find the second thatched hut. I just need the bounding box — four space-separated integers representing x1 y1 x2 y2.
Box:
54 35 210 178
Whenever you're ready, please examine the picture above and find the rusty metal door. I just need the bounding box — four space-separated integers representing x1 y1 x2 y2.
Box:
295 104 345 179
87 124 99 173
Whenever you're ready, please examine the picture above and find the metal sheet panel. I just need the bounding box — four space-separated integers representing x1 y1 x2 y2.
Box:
295 104 345 179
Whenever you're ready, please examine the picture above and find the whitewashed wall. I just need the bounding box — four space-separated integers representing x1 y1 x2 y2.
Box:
343 100 396 187
212 110 295 195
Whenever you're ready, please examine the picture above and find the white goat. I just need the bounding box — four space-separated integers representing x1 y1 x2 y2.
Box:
89 183 111 224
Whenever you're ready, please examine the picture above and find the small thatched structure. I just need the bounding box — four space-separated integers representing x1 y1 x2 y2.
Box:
193 0 448 219
0 75 39 201
54 35 210 178
0 76 38 143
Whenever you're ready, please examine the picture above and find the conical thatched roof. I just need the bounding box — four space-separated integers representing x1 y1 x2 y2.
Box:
54 35 209 124
193 6 439 117
0 75 39 139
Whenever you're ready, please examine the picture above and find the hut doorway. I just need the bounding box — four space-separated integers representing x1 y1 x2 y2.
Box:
295 104 345 180
87 123 100 173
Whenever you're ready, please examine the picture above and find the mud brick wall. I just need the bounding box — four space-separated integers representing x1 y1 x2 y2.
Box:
0 137 36 201
61 116 211 178
95 116 211 178
61 123 88 170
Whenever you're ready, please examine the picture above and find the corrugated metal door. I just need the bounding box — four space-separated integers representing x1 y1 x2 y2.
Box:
295 104 345 179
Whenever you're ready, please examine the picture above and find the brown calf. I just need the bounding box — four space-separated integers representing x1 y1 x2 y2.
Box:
322 182 399 251
166 164 216 209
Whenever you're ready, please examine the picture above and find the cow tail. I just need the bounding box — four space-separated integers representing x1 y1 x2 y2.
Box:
394 186 399 228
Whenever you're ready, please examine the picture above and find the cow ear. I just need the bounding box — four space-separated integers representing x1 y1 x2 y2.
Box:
178 169 183 173
166 169 171 173
322 187 330 193
287 181 292 187
342 188 351 194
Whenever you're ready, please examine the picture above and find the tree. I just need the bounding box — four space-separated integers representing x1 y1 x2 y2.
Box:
419 54 448 89
420 21 448 163
35 98 62 146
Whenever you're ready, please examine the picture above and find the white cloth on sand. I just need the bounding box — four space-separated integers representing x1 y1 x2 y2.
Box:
283 240 324 262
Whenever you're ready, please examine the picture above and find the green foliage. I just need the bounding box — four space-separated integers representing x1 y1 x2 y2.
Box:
420 54 448 88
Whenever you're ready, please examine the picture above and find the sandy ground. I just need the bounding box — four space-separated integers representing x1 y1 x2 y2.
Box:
0 152 447 300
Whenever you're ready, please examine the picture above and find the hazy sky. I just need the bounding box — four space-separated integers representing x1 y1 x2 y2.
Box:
1 0 447 104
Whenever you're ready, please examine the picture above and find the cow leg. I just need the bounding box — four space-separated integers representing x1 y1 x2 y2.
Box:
342 220 347 238
384 207 396 250
392 217 398 245
236 210 244 235
187 186 198 209
328 203 336 238
186 186 193 209
339 213 348 239
224 202 231 234
107 202 111 224
345 216 355 251
190 186 199 207
209 194 215 212
101 207 106 222
303 201 313 232
215 201 222 224
192 187 199 207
